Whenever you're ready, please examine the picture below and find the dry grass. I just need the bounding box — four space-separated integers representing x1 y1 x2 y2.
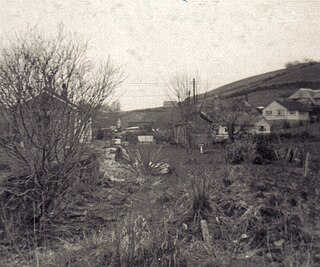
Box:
1 142 320 266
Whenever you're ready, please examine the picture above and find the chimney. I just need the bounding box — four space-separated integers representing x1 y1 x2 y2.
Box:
61 83 68 99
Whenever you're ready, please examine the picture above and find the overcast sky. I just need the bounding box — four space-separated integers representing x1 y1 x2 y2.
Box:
1 0 320 110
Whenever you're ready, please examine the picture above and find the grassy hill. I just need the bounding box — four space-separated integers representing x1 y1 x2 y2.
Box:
118 107 177 129
95 62 320 130
206 62 320 106
94 106 179 132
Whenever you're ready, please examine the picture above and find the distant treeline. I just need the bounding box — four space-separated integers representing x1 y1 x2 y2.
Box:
285 60 320 70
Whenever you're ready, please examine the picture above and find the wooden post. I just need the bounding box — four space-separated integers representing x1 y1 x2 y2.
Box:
303 152 310 177
274 147 279 160
200 220 212 245
285 146 292 162
292 147 298 163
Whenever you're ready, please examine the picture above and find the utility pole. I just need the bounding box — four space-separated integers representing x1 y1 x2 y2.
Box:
193 78 196 105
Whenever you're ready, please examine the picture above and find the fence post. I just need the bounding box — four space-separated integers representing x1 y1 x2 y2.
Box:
200 219 212 245
303 152 310 177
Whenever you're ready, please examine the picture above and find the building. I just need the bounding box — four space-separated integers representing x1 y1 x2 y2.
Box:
173 123 187 145
262 100 310 126
246 117 271 134
163 101 177 108
16 88 92 145
288 88 320 105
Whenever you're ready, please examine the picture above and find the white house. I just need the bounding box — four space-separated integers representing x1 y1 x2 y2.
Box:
252 118 271 134
262 100 310 123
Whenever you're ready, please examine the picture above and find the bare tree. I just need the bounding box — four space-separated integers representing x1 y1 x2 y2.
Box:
0 28 124 242
205 97 254 140
167 73 208 153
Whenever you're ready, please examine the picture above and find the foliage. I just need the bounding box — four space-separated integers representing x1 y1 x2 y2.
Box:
283 121 291 129
1 138 320 266
96 128 105 140
121 132 138 144
120 144 166 176
255 135 277 162
166 73 208 153
285 59 318 70
153 129 173 144
225 134 257 164
0 27 123 245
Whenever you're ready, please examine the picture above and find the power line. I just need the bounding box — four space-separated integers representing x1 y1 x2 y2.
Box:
114 95 169 98
120 83 168 86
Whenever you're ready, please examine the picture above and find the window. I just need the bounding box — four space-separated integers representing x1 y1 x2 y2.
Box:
265 110 272 116
289 111 296 115
276 109 284 116
259 126 266 132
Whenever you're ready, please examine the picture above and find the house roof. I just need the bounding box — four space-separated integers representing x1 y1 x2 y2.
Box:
314 91 320 99
276 100 311 112
25 89 78 109
43 90 78 108
288 88 320 103
251 116 270 125
236 112 266 126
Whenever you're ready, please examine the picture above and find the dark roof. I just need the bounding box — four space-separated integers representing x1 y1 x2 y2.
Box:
289 88 320 100
42 90 78 108
276 100 310 112
25 89 78 109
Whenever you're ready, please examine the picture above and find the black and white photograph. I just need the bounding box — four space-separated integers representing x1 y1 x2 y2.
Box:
0 0 320 266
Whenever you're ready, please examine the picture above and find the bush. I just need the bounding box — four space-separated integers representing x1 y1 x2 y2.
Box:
152 129 173 144
96 128 104 140
299 131 310 141
0 162 10 172
256 137 277 162
0 151 100 246
122 132 138 144
225 134 257 164
283 121 291 129
279 132 293 139
121 144 167 176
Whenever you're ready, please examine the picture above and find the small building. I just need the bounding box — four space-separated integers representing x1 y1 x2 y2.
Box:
211 125 229 143
163 101 177 108
262 100 310 125
288 88 320 105
245 117 271 134
137 135 154 143
174 123 187 145
12 88 92 144
217 125 228 136
125 126 140 132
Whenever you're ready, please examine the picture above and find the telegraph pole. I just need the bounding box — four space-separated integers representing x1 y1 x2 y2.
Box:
193 78 196 105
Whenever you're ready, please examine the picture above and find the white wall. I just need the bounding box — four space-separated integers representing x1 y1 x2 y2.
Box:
263 101 288 121
263 101 309 121
254 119 271 134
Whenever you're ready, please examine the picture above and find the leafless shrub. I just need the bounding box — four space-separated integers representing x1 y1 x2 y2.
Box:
166 73 209 153
0 27 124 246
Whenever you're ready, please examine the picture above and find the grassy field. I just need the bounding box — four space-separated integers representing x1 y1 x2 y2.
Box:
0 141 320 266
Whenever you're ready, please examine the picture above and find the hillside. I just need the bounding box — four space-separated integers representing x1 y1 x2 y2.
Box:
118 106 181 129
95 62 320 130
94 106 180 131
206 62 320 106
